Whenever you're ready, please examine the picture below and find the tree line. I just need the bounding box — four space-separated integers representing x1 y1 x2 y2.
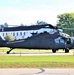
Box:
57 12 74 36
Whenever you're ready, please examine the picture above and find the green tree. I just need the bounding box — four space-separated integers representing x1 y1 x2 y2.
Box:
57 13 74 36
4 22 8 27
21 23 24 26
36 20 48 25
4 34 15 41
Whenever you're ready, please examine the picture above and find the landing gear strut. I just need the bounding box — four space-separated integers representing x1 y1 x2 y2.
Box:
52 49 56 53
7 48 14 54
65 48 69 53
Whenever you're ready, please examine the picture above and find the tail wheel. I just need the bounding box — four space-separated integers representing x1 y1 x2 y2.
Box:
65 48 69 53
52 49 56 53
6 48 14 54
7 51 10 54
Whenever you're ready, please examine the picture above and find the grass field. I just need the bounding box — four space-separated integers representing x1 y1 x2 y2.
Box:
0 47 52 53
0 48 74 68
0 56 74 68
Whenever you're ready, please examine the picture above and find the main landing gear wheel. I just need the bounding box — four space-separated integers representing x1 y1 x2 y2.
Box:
65 48 69 53
52 49 56 53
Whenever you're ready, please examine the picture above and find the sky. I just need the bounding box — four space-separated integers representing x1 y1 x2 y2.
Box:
0 0 74 26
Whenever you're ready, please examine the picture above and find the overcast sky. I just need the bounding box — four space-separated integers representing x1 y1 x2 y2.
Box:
0 0 74 26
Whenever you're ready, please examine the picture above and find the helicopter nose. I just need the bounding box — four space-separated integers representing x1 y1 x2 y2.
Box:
59 32 70 38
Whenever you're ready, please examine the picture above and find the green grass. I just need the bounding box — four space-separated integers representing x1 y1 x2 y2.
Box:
0 56 74 68
0 48 74 68
0 47 52 53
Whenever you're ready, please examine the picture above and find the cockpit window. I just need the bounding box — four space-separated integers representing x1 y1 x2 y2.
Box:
48 28 56 32
55 38 59 43
37 28 57 34
55 38 64 44
58 29 63 32
60 39 64 43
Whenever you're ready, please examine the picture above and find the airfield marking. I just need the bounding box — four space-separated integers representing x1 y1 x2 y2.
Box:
36 68 45 74
0 68 74 75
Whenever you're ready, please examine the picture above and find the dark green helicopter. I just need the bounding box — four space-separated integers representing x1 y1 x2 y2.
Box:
0 24 74 54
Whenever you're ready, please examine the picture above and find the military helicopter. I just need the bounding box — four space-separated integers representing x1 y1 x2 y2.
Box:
0 24 74 54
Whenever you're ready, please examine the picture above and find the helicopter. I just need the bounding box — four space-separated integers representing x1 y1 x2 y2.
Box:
0 24 74 54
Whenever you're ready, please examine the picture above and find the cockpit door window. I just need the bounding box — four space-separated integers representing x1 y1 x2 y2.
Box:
66 38 71 44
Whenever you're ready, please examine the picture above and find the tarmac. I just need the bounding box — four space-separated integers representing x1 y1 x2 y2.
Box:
0 68 74 75
0 51 73 56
